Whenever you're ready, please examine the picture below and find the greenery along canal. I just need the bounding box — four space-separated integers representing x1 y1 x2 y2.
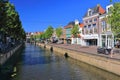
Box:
0 43 120 80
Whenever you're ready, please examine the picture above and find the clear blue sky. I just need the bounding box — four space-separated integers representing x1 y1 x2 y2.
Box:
9 0 118 32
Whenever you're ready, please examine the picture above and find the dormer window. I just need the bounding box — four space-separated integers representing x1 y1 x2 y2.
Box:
88 25 91 28
88 9 93 16
108 8 110 12
89 10 92 16
106 4 113 13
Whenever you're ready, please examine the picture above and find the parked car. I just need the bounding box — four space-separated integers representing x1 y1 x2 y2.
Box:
52 39 58 43
97 47 109 54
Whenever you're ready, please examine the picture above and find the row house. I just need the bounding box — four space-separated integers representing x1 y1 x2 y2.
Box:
26 32 33 39
78 23 84 45
51 28 66 43
51 4 114 47
26 32 33 43
59 28 66 43
64 20 84 45
82 4 105 46
82 4 114 47
71 20 84 45
99 4 114 48
64 21 75 44
26 32 43 42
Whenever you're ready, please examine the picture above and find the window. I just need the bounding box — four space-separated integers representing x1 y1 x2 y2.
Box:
89 11 92 16
84 26 87 28
66 28 72 38
101 21 106 32
89 19 92 23
93 24 96 27
108 8 110 13
85 29 88 34
94 18 97 22
94 28 97 33
90 29 93 34
66 28 71 34
88 25 91 34
88 25 91 28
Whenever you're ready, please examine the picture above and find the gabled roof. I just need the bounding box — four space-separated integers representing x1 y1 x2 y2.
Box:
83 4 105 18
64 21 75 29
99 5 105 14
79 23 84 28
64 24 74 29
34 32 43 35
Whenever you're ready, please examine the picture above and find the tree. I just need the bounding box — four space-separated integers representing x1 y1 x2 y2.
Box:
71 24 80 38
44 26 54 39
0 0 8 32
40 33 46 39
56 27 63 38
107 2 120 36
0 1 26 41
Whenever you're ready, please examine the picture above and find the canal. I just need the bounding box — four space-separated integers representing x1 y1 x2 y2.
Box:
0 43 120 80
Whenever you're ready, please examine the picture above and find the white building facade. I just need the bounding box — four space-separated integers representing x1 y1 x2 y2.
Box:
82 4 106 46
81 4 114 47
99 4 114 48
71 20 84 45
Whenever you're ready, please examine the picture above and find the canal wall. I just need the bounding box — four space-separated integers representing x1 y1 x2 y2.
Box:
37 43 120 76
0 44 24 65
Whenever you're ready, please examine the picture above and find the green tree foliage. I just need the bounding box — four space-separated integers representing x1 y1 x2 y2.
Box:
71 24 80 38
40 33 46 39
0 0 8 32
44 26 54 39
107 2 120 36
0 0 26 40
56 27 63 38
32 34 43 40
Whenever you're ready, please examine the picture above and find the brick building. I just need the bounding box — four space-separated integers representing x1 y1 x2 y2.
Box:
82 4 105 46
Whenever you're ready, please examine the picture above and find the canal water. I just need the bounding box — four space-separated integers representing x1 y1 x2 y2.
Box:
0 43 120 80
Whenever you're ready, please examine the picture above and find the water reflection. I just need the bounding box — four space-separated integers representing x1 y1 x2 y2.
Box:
1 43 120 80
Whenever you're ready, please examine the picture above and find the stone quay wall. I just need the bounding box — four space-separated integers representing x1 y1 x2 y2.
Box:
0 44 23 65
37 43 120 76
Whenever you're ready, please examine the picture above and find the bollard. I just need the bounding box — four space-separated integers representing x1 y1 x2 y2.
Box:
50 47 53 52
64 52 69 58
44 45 46 48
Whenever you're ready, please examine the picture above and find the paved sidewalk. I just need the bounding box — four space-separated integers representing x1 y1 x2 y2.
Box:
50 43 120 60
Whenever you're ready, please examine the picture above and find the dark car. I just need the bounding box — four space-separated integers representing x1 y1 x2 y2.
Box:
97 47 109 54
52 39 58 43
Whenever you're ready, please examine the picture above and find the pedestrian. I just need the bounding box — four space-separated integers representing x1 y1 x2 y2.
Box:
107 45 112 55
110 47 114 58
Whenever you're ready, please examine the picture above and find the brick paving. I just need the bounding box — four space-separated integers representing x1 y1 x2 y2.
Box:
50 43 120 60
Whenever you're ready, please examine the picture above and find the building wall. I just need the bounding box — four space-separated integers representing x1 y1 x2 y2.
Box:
59 28 66 44
99 14 113 47
82 4 107 46
83 15 99 35
83 14 100 46
66 28 72 38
